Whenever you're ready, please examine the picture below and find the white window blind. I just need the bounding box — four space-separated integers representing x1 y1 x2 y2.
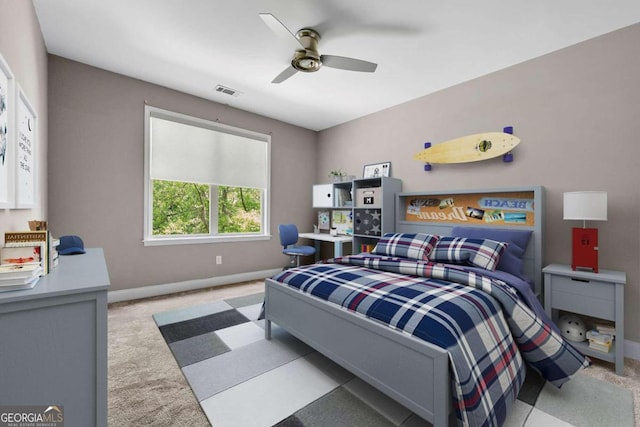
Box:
150 115 268 189
143 105 271 245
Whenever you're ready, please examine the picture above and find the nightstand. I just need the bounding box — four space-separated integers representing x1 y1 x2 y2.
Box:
543 264 626 375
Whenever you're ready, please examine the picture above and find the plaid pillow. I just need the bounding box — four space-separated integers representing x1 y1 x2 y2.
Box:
371 233 440 260
450 227 532 277
430 237 508 271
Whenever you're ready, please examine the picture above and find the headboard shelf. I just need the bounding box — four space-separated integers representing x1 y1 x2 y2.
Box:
395 186 545 297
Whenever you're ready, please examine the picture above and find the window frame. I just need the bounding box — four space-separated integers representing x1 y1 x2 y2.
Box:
143 105 270 246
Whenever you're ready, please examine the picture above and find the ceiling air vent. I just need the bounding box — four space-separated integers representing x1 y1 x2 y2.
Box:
214 84 242 97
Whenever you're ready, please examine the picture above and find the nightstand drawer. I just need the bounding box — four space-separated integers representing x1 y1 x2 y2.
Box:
550 276 614 319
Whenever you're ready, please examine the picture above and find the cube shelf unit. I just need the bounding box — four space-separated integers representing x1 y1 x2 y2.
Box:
312 181 353 208
352 177 402 252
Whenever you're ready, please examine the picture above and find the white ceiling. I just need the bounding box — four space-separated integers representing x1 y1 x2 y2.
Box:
33 1 640 131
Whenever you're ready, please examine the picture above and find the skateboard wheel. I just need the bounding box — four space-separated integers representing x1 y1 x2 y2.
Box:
503 152 513 162
503 126 513 134
424 142 431 149
424 164 432 171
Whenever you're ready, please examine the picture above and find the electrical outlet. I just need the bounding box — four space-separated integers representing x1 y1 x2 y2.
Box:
216 256 222 265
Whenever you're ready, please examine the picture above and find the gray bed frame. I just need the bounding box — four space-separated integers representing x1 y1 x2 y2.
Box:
264 186 544 427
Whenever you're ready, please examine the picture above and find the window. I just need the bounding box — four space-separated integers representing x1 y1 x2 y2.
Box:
143 105 270 245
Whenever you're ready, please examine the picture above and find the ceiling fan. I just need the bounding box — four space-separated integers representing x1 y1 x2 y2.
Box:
259 13 378 84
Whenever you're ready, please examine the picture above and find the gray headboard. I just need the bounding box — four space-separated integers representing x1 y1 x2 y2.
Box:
395 186 544 298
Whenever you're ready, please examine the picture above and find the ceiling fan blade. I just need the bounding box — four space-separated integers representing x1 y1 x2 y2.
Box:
259 13 304 51
272 66 298 84
321 55 378 73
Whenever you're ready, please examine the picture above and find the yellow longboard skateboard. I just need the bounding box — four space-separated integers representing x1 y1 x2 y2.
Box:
414 131 520 165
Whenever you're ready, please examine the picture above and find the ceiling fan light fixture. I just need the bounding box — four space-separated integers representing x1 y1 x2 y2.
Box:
291 51 321 72
291 29 322 72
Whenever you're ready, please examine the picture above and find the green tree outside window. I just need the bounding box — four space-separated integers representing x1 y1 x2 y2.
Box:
152 180 261 236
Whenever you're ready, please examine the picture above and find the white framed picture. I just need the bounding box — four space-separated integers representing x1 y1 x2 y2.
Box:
15 85 36 209
363 161 391 179
0 52 15 208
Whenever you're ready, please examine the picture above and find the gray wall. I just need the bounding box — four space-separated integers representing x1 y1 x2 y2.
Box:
47 56 317 291
317 24 640 342
0 1 48 234
6 2 638 344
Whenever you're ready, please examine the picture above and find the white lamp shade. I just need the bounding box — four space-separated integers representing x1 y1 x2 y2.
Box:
563 191 607 221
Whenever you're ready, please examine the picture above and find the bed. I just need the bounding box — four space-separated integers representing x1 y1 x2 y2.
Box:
264 186 589 427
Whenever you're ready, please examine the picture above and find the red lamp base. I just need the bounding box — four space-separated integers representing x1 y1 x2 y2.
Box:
571 227 599 273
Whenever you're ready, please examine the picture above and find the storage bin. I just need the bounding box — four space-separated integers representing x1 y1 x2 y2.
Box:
355 187 381 208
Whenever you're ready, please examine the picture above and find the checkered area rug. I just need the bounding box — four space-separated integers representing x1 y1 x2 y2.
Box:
153 293 633 427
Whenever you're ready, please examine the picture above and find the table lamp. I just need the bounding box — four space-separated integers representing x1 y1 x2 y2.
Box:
563 191 607 272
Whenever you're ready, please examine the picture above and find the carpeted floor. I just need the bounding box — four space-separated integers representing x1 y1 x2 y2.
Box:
108 280 640 426
108 280 265 426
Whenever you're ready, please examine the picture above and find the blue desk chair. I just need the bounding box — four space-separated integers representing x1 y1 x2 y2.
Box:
278 224 316 267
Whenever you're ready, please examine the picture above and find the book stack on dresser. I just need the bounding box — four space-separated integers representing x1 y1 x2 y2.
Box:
0 229 60 291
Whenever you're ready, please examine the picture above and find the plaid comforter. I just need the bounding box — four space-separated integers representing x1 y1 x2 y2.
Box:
272 255 589 427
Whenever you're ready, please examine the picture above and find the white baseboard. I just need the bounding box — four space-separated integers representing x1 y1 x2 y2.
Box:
625 339 640 361
107 268 282 303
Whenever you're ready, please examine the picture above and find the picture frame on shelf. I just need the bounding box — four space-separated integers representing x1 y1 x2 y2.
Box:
363 161 391 179
318 210 330 231
0 52 15 209
331 210 353 235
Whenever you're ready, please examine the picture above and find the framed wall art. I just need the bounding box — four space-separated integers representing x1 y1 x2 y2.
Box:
15 85 36 209
363 161 391 179
0 52 15 208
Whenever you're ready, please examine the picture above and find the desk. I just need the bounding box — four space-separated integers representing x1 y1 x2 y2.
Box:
299 232 352 262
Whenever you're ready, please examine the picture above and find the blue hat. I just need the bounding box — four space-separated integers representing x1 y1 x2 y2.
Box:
58 235 86 255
